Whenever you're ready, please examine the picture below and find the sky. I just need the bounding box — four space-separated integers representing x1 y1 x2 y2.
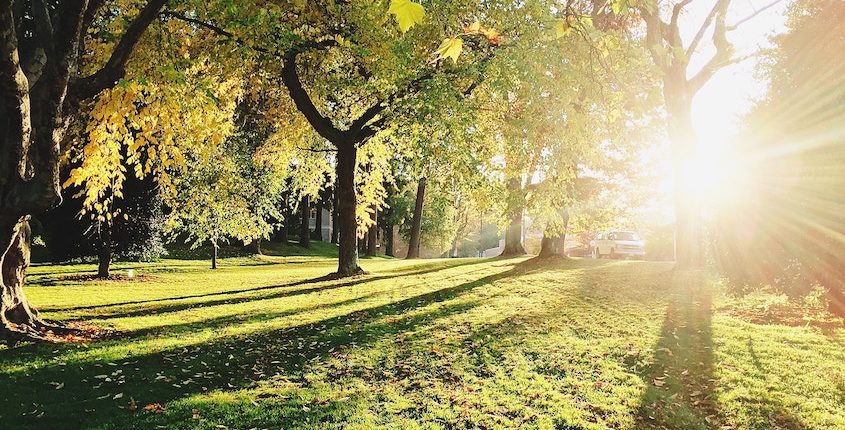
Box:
684 0 790 145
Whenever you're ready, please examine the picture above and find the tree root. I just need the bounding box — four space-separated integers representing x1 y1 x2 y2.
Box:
328 266 368 279
1 318 104 346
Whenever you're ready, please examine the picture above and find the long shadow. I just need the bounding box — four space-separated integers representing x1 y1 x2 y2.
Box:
0 260 531 430
42 258 486 317
634 270 721 429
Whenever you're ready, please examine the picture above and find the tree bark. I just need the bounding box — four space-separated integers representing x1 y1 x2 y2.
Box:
1 218 45 341
330 187 339 244
248 238 262 255
384 204 395 257
538 210 569 258
500 178 526 256
314 200 323 241
665 81 703 268
279 205 289 244
97 222 112 279
406 177 426 259
211 238 218 270
366 207 378 257
335 144 363 275
299 195 310 248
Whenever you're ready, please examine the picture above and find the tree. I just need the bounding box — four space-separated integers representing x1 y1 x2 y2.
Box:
638 0 778 267
1 0 168 341
165 128 285 269
167 0 540 276
715 0 845 314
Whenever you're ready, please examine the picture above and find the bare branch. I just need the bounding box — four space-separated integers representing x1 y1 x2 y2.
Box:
161 11 274 55
727 0 784 31
686 0 729 58
671 0 694 27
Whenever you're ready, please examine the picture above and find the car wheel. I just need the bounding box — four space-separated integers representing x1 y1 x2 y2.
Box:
609 249 616 259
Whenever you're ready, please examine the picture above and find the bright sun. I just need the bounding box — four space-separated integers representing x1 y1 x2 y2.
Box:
679 140 750 212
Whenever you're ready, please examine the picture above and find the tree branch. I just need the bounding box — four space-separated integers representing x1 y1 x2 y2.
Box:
671 0 694 27
688 1 735 93
281 40 345 145
726 0 783 31
161 11 274 55
69 0 168 102
685 0 728 58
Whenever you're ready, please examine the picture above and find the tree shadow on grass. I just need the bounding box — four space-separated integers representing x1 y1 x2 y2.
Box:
40 258 488 319
634 270 722 429
0 259 531 429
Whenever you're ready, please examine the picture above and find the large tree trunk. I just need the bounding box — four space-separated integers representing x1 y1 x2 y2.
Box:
366 207 378 257
538 210 569 258
1 218 45 341
314 200 323 241
500 178 526 256
665 78 703 268
97 222 112 279
406 177 426 259
335 144 364 276
299 195 310 248
330 187 339 244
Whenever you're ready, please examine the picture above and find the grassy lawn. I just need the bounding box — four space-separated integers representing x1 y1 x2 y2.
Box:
1 254 843 429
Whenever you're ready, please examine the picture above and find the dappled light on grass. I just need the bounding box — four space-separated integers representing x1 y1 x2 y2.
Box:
1 258 843 429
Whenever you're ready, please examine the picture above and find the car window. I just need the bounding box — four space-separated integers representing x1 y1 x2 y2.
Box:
614 232 640 241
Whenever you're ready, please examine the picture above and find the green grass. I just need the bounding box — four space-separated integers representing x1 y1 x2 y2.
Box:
2 255 843 429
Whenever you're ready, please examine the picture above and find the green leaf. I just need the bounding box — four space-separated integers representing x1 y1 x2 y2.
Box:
388 0 425 33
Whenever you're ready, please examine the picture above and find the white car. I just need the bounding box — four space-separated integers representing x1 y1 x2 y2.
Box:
590 231 645 259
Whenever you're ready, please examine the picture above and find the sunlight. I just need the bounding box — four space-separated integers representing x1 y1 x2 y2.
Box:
679 142 750 212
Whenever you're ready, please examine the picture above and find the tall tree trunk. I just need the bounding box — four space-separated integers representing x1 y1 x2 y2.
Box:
211 238 218 270
366 207 378 257
248 238 262 255
330 187 339 244
299 195 310 248
279 205 289 244
406 177 426 259
500 178 526 256
314 200 323 241
335 144 363 276
97 222 112 279
384 205 395 257
665 80 703 268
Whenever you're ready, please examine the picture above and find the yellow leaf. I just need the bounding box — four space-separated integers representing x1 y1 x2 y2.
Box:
434 37 463 63
464 21 481 33
555 19 571 39
388 0 425 33
481 27 500 45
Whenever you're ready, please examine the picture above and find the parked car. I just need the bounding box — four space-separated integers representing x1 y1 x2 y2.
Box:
590 231 645 259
